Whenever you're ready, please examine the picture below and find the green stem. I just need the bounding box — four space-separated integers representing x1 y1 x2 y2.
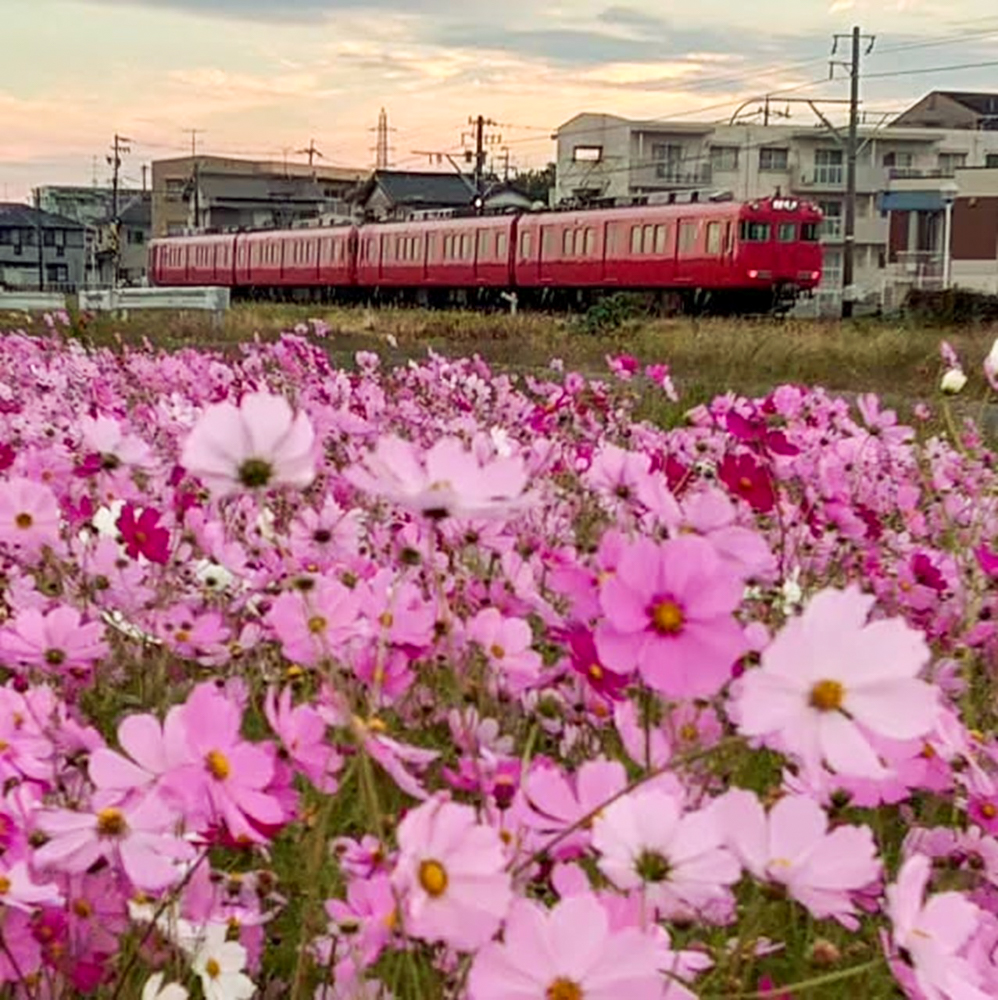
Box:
708 957 884 999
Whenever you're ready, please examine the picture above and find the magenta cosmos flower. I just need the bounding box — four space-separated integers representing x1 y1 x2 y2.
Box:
346 434 529 520
180 391 316 497
595 535 747 699
392 797 512 951
734 587 939 778
469 893 666 1000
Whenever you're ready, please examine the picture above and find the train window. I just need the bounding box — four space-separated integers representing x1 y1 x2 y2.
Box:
706 222 722 255
443 234 452 260
605 226 617 256
584 228 595 256
414 236 422 260
520 230 532 258
542 229 552 258
563 229 574 256
479 230 491 258
778 223 796 242
426 234 435 258
739 221 771 242
679 222 699 254
642 225 654 254
630 226 641 254
801 223 820 242
654 225 667 254
496 232 507 258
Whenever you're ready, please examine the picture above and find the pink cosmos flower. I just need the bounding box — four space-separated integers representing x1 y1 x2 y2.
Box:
324 873 397 969
595 535 748 699
34 796 195 891
181 391 316 497
886 854 990 1000
0 476 61 553
584 443 651 503
467 608 542 692
718 789 880 929
264 686 342 794
0 860 62 912
266 577 362 667
592 787 740 920
469 893 666 1000
346 434 529 520
0 606 108 677
734 586 939 778
392 796 512 951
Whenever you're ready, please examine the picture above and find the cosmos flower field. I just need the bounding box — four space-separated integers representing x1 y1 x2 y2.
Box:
0 319 997 999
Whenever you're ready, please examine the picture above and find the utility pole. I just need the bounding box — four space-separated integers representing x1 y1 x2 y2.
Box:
375 109 391 170
461 116 500 196
183 128 205 232
33 189 44 291
832 26 875 319
296 139 323 168
108 133 132 287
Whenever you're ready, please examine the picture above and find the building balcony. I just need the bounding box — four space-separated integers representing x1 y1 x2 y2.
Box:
791 164 885 194
630 163 712 190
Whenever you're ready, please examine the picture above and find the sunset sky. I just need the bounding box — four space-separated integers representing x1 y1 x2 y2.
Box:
3 0 998 201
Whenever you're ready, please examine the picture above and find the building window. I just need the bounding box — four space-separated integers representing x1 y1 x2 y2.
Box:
817 200 843 239
938 152 967 174
573 146 603 162
857 195 870 218
822 248 843 288
710 146 739 172
678 221 698 254
759 147 789 172
43 231 56 247
652 144 684 181
987 154 998 168
814 148 844 185
706 222 722 254
883 151 915 169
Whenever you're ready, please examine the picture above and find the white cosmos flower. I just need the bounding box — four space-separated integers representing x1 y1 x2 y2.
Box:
142 972 189 1000
987 337 998 375
191 923 255 1000
941 368 968 394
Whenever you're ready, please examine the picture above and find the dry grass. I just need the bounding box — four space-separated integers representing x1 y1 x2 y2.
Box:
6 302 998 417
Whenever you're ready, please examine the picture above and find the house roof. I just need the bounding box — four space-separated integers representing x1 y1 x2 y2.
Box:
359 170 477 208
935 91 998 117
0 203 84 229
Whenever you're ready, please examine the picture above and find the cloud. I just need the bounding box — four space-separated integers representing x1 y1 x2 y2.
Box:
89 0 457 20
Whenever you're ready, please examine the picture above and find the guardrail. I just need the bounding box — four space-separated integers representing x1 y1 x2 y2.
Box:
78 287 231 327
0 291 69 312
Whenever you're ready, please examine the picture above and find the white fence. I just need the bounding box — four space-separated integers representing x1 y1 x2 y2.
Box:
78 287 230 325
0 291 69 312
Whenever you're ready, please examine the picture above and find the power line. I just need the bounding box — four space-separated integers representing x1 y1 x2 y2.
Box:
864 58 998 79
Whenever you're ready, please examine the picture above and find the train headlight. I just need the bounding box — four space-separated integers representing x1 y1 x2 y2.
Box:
748 269 759 279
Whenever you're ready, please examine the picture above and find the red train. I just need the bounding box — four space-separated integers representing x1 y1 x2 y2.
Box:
149 196 823 314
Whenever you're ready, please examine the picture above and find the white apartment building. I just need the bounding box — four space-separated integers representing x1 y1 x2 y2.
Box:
555 92 998 313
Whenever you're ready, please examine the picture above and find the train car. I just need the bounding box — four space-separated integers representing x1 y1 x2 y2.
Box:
149 238 191 287
356 216 515 298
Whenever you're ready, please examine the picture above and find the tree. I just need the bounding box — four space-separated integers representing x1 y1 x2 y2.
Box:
512 163 556 205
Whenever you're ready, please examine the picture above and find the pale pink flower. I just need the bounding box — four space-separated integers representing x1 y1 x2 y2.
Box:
734 586 939 778
266 576 362 666
264 686 342 793
0 606 108 675
346 434 529 520
0 860 62 912
80 415 153 469
467 608 542 692
593 787 740 920
469 893 667 1000
180 391 316 497
34 797 194 891
392 796 512 950
886 854 990 1000
596 535 748 698
0 477 61 552
718 789 880 928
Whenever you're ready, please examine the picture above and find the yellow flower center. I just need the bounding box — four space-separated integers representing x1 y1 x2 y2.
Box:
679 723 698 743
73 899 92 918
418 859 448 898
587 663 603 682
206 750 231 781
14 513 32 530
307 615 327 635
651 599 685 635
174 630 190 644
809 679 845 712
96 808 128 838
205 957 221 979
982 802 998 819
490 644 506 660
546 978 583 1000
0 875 10 895
383 907 398 931
379 612 394 628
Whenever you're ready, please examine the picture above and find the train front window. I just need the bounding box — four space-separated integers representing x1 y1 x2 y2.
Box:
739 221 771 242
801 222 820 242
778 223 796 242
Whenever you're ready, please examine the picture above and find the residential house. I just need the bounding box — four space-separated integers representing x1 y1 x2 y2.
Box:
554 96 998 313
0 203 85 291
151 156 366 237
891 91 998 132
93 193 152 285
